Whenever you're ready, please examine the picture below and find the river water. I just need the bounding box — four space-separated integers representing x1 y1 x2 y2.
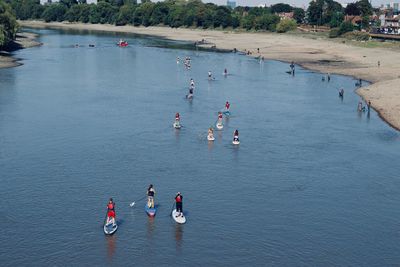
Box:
0 28 399 266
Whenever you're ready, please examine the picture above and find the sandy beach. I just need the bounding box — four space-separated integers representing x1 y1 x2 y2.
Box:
0 32 41 68
19 20 400 131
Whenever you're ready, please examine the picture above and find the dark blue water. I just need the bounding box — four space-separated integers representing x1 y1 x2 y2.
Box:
0 28 399 266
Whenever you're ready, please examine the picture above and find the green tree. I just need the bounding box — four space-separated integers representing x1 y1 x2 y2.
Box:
293 8 305 24
42 3 67 22
271 3 293 13
0 0 18 47
276 18 297 32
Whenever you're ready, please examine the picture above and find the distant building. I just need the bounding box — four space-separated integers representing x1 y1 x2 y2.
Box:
86 0 97 4
40 0 59 4
227 0 236 9
371 15 400 35
277 12 294 20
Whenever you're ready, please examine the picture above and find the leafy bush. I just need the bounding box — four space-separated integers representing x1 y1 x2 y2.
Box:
42 3 67 22
276 19 297 33
338 21 354 35
329 27 340 38
342 31 369 41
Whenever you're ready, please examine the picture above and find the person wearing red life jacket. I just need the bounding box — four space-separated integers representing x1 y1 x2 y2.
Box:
175 192 183 217
106 198 116 225
225 101 230 111
175 112 180 122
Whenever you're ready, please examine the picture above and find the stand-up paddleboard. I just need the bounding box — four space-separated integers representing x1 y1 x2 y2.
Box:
145 204 156 217
186 94 193 99
173 121 181 129
103 216 118 235
207 134 215 141
223 110 230 116
172 209 186 224
216 123 223 130
232 139 240 145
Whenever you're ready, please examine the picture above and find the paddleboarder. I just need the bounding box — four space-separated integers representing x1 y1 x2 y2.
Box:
147 184 155 208
175 192 183 217
106 198 116 225
233 129 239 142
225 101 230 112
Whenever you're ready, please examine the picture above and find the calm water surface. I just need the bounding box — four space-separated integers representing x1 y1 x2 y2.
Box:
0 29 399 266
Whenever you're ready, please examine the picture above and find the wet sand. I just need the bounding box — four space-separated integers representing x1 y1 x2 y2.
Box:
18 20 400 131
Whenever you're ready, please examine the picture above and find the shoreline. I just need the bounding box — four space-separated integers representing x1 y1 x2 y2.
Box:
18 20 400 131
0 32 41 69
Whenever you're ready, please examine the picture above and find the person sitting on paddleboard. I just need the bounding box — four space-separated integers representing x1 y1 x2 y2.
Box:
233 129 239 141
147 184 155 208
175 192 183 217
106 198 116 224
208 127 214 138
225 101 230 111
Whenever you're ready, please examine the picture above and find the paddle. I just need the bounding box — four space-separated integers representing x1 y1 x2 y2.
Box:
129 195 146 207
169 201 176 217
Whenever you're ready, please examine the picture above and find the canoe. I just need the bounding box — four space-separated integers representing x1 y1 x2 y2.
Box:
103 216 118 235
145 204 156 217
172 209 186 224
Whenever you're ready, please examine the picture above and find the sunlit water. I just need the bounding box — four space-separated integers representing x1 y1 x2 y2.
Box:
0 28 399 266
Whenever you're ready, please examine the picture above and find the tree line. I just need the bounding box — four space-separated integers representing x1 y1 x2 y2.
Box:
7 0 304 31
0 0 18 48
1 0 374 48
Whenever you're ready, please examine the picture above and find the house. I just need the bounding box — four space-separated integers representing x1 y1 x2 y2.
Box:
344 15 363 26
277 12 294 20
371 15 400 35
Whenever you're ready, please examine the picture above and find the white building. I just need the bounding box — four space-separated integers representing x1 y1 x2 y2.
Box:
40 0 59 5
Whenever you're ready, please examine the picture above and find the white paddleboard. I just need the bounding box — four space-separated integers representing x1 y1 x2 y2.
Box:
172 209 186 224
173 122 181 129
207 135 215 141
103 219 118 235
216 123 223 130
232 140 240 145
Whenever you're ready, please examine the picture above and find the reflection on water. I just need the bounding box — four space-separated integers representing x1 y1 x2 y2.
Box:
106 235 116 261
146 216 155 240
174 224 184 251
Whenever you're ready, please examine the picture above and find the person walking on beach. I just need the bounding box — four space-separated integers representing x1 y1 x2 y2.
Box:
175 192 183 217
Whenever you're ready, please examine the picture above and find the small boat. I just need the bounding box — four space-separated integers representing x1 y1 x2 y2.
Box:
232 139 240 145
216 123 223 130
172 209 186 224
118 40 128 47
103 215 118 235
145 203 156 217
173 121 181 129
207 134 215 141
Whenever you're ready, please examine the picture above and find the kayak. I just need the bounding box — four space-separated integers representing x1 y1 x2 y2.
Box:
172 209 186 224
232 139 240 145
207 134 215 141
103 216 118 235
145 204 156 217
173 121 181 129
216 123 223 130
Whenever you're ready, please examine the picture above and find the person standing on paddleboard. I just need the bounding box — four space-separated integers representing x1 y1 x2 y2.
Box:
147 184 155 208
175 192 183 217
218 112 223 122
233 129 239 142
175 113 180 122
106 198 116 225
225 101 230 111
